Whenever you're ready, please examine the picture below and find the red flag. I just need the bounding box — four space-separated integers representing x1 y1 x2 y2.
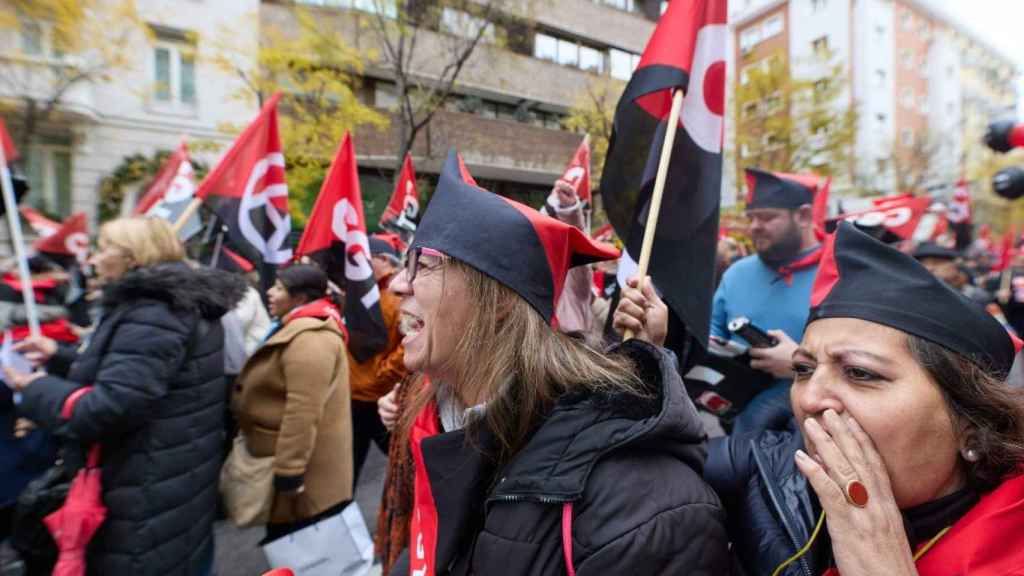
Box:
134 142 194 216
20 206 61 237
558 136 592 204
33 212 89 262
197 93 291 268
0 118 18 163
599 0 727 348
378 153 419 233
833 195 932 240
295 134 387 362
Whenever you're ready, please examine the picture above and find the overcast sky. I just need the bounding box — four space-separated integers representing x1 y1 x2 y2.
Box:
933 0 1024 116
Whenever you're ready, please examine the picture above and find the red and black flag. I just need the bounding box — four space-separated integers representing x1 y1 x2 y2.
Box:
33 212 89 264
196 93 292 282
135 142 202 239
599 0 727 348
558 136 592 205
295 133 387 362
20 206 60 238
378 152 419 238
0 119 29 212
833 194 932 241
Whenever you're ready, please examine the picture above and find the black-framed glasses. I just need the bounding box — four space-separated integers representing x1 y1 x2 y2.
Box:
405 247 447 283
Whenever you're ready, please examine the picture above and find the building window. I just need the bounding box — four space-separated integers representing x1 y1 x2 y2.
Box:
441 8 494 42
26 144 73 218
609 48 639 80
596 0 636 11
579 45 604 73
740 67 750 85
534 33 557 61
876 112 887 124
901 87 914 108
919 95 929 114
296 0 397 17
901 128 914 147
811 0 827 12
811 35 829 54
151 30 197 107
763 15 783 39
556 38 579 67
875 69 886 86
740 26 762 52
901 11 913 31
901 49 914 70
20 19 44 55
374 81 398 109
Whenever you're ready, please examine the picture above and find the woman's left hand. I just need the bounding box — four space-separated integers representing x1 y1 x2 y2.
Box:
3 366 46 391
796 409 919 576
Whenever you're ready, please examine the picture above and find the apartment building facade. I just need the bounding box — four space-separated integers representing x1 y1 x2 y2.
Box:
1 0 663 228
730 0 1018 203
0 0 262 225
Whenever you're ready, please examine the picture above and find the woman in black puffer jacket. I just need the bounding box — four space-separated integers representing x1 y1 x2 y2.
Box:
11 217 246 576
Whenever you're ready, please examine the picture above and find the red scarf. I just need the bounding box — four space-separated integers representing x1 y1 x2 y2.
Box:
823 473 1024 576
284 297 348 342
776 246 823 286
409 396 441 576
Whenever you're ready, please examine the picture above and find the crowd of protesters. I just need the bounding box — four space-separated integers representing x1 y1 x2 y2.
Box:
2 156 1024 576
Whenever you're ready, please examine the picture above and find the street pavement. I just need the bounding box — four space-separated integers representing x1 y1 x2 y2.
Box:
214 444 388 576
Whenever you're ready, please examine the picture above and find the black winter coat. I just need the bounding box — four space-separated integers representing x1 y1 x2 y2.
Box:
705 429 829 576
391 340 730 576
18 263 246 576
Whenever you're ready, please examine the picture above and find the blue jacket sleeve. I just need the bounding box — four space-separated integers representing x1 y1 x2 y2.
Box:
19 303 192 443
710 275 730 340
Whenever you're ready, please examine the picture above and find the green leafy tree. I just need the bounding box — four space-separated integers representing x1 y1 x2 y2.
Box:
733 50 858 196
209 9 387 224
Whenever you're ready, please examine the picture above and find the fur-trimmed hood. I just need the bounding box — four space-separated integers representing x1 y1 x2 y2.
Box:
102 262 248 320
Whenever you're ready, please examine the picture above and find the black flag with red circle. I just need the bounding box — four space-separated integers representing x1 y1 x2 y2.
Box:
599 0 727 348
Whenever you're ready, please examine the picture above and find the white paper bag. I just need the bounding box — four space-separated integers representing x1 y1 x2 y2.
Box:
262 501 374 576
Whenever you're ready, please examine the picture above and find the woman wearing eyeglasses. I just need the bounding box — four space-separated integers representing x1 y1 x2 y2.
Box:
618 222 1024 576
383 151 729 576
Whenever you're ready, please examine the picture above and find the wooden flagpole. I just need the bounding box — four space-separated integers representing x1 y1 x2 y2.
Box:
624 88 685 340
171 197 202 234
0 146 40 337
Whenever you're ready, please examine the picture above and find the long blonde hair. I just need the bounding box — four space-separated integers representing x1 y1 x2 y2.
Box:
400 258 643 464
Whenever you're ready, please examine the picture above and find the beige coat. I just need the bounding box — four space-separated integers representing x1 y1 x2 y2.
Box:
233 316 352 524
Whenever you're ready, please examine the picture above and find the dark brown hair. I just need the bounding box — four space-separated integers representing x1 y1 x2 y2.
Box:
906 335 1024 491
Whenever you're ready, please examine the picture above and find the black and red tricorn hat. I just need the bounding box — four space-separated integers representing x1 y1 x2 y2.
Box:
745 167 815 210
411 149 620 325
809 222 1017 375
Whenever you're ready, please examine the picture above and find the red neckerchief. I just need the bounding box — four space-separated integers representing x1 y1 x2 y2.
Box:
822 473 1024 576
284 297 348 342
776 246 823 286
409 391 441 576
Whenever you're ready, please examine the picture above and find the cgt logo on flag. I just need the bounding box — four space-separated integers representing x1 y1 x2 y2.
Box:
239 152 291 265
331 197 380 309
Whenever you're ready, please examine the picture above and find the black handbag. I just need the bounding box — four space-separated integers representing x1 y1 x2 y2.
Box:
10 448 82 576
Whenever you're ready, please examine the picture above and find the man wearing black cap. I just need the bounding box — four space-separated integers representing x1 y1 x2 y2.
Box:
349 234 409 486
710 168 824 434
913 242 992 304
